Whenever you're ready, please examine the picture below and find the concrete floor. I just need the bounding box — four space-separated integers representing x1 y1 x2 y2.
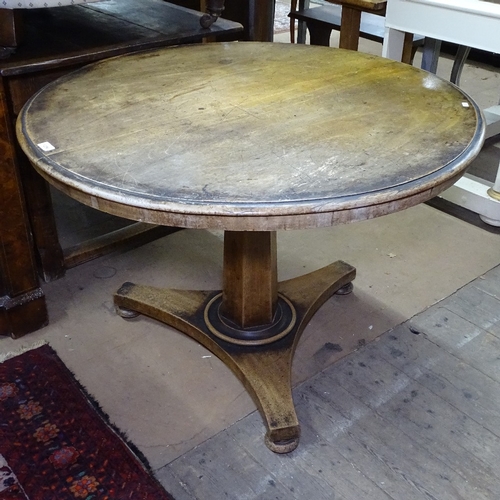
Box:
1 6 500 495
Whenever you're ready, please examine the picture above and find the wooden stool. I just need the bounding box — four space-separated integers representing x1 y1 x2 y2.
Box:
290 0 389 48
289 3 424 63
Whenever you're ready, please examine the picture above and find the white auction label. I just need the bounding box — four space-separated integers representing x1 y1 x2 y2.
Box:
37 142 56 152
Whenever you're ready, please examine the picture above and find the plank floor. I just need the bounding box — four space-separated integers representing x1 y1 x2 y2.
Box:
157 263 500 500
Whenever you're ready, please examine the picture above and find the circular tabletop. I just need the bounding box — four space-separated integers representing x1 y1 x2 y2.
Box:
17 42 484 231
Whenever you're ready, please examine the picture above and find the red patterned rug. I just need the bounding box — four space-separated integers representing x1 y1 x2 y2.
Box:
0 344 173 500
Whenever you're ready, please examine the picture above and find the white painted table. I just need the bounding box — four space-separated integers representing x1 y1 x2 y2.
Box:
382 0 500 225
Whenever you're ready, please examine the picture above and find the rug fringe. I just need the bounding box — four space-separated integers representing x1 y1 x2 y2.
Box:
0 340 48 363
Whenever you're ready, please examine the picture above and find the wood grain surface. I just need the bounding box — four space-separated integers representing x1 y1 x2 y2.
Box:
18 42 484 230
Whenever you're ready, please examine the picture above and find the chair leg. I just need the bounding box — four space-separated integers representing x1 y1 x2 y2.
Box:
450 45 471 86
421 38 471 86
401 32 415 64
339 7 361 51
296 0 309 44
421 37 441 74
290 0 297 43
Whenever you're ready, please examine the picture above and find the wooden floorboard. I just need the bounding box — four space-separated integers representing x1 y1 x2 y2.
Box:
301 377 490 500
363 326 500 442
158 263 500 500
227 413 394 500
324 355 500 497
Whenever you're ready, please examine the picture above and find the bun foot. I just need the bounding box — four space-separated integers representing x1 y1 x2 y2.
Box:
115 305 140 319
335 282 354 295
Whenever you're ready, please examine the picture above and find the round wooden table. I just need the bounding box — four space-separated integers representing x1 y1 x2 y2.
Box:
17 42 484 453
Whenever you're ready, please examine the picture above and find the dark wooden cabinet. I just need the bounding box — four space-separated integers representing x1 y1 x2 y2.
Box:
0 77 47 338
0 0 242 338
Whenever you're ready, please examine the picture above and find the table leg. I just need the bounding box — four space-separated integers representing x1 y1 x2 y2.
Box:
221 231 277 332
114 231 355 452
